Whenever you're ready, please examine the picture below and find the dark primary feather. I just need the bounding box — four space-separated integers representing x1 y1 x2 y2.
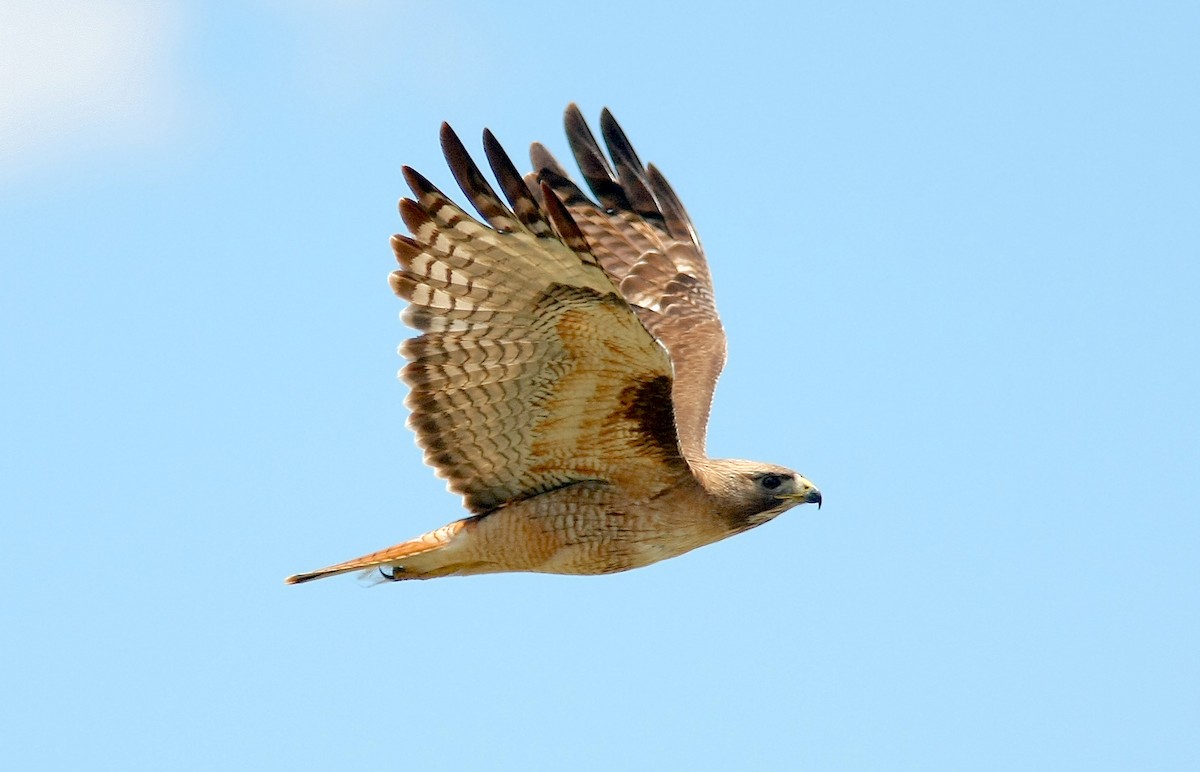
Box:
645 163 700 245
563 106 633 214
482 129 555 238
596 106 667 229
439 123 517 232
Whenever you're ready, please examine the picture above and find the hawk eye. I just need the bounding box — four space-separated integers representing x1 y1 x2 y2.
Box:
760 474 785 491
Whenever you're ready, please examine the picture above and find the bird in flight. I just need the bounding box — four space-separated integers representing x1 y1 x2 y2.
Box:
286 105 822 585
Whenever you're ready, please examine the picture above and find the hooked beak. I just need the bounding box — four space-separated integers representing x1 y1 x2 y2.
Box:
777 485 823 509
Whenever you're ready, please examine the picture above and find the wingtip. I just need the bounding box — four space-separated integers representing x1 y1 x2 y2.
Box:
401 165 429 190
400 165 427 196
438 121 459 147
599 106 619 135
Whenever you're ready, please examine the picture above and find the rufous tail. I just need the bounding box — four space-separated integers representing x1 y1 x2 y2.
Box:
285 517 477 584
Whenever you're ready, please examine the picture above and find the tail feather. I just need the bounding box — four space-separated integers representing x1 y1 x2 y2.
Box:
284 517 477 585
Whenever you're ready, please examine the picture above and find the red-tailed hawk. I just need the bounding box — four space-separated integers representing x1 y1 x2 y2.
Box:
286 105 821 584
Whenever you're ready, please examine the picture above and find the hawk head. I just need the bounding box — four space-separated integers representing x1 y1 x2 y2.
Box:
696 458 822 530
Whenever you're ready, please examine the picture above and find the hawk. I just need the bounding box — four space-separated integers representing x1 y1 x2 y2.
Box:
286 105 822 584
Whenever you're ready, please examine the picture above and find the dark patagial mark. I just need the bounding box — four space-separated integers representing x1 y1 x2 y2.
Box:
615 375 684 463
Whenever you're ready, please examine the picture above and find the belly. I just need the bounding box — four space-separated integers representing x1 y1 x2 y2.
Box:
471 501 721 575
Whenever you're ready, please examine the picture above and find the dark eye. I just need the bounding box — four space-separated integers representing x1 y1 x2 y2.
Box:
760 474 785 491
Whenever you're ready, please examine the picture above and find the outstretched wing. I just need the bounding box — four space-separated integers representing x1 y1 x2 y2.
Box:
391 124 691 514
527 104 727 461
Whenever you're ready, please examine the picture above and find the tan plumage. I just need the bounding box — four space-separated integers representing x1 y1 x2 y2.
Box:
285 105 821 585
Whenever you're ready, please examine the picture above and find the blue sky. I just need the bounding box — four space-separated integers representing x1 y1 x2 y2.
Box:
3 1 1197 769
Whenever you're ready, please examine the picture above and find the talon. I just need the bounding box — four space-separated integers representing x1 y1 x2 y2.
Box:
378 565 405 582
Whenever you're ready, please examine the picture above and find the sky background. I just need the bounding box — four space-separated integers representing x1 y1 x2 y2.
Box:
3 1 1198 769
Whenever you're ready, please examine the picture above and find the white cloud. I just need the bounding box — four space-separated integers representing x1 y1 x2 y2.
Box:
0 1 184 180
